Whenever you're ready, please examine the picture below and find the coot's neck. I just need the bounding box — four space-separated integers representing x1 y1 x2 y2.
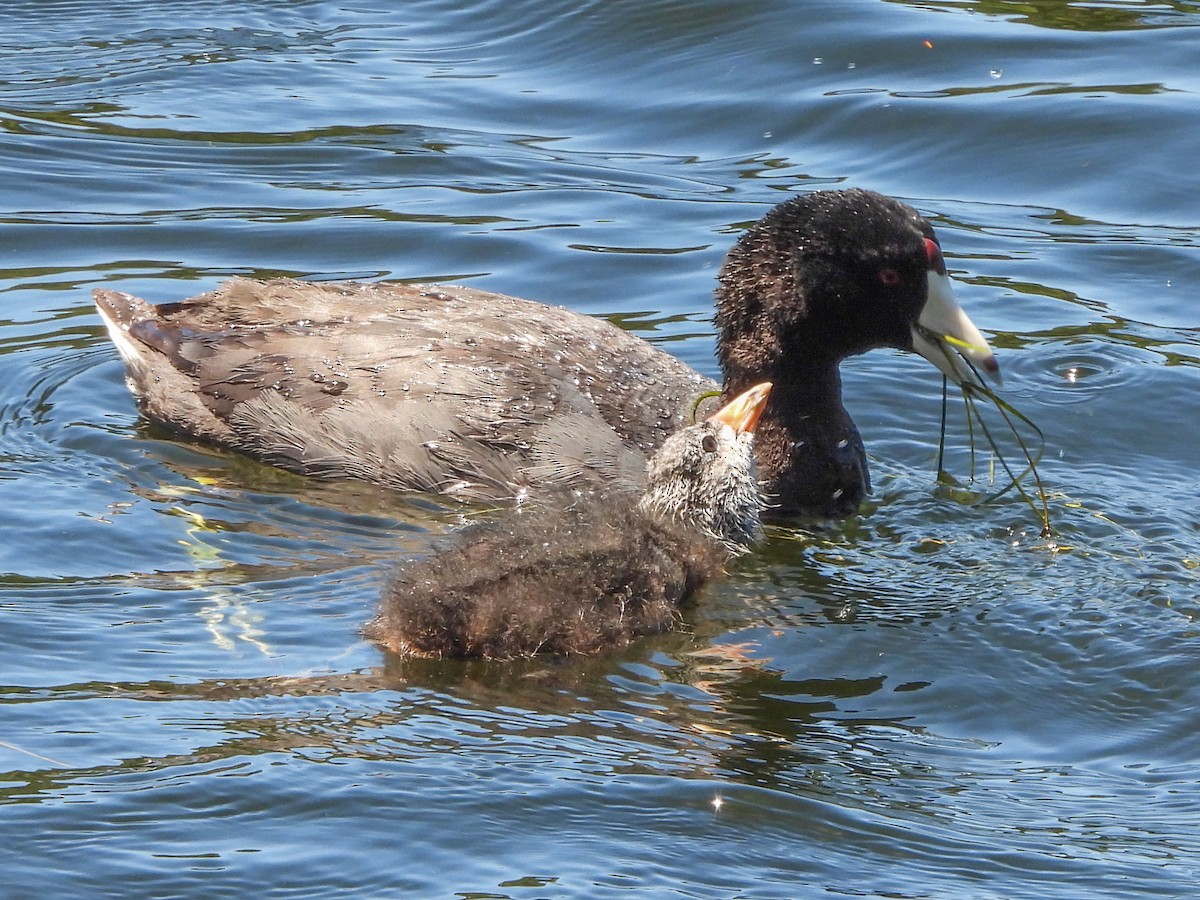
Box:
722 360 869 518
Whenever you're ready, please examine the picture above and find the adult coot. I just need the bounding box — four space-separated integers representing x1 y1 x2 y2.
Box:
94 188 997 516
366 382 772 659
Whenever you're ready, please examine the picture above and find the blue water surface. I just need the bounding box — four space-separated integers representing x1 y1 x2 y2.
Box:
2 1 1199 897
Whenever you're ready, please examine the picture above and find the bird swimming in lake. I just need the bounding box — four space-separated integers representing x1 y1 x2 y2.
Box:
365 382 772 659
94 188 998 517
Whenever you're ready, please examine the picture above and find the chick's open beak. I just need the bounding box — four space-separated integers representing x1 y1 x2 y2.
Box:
912 271 1001 386
708 382 772 434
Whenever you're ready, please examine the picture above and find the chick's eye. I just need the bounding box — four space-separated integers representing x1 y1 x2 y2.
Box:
701 434 718 454
878 267 901 286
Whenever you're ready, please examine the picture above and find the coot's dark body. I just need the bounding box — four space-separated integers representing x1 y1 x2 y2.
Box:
97 279 707 500
95 189 997 516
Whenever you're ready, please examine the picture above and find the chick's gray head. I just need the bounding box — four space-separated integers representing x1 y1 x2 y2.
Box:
639 383 771 552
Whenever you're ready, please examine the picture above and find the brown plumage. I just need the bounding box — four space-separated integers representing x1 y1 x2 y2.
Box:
95 189 998 516
367 496 727 659
366 384 770 659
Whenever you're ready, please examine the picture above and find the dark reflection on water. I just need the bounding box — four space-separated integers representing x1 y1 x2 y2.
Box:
3 0 1200 896
897 0 1200 31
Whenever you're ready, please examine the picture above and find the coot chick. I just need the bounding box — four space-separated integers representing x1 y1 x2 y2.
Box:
365 382 772 660
94 188 998 516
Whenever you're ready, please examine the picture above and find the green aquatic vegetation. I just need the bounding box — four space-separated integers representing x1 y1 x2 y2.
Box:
936 367 1053 538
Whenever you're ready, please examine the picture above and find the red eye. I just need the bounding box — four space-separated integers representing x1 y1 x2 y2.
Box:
924 238 946 273
878 268 901 286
